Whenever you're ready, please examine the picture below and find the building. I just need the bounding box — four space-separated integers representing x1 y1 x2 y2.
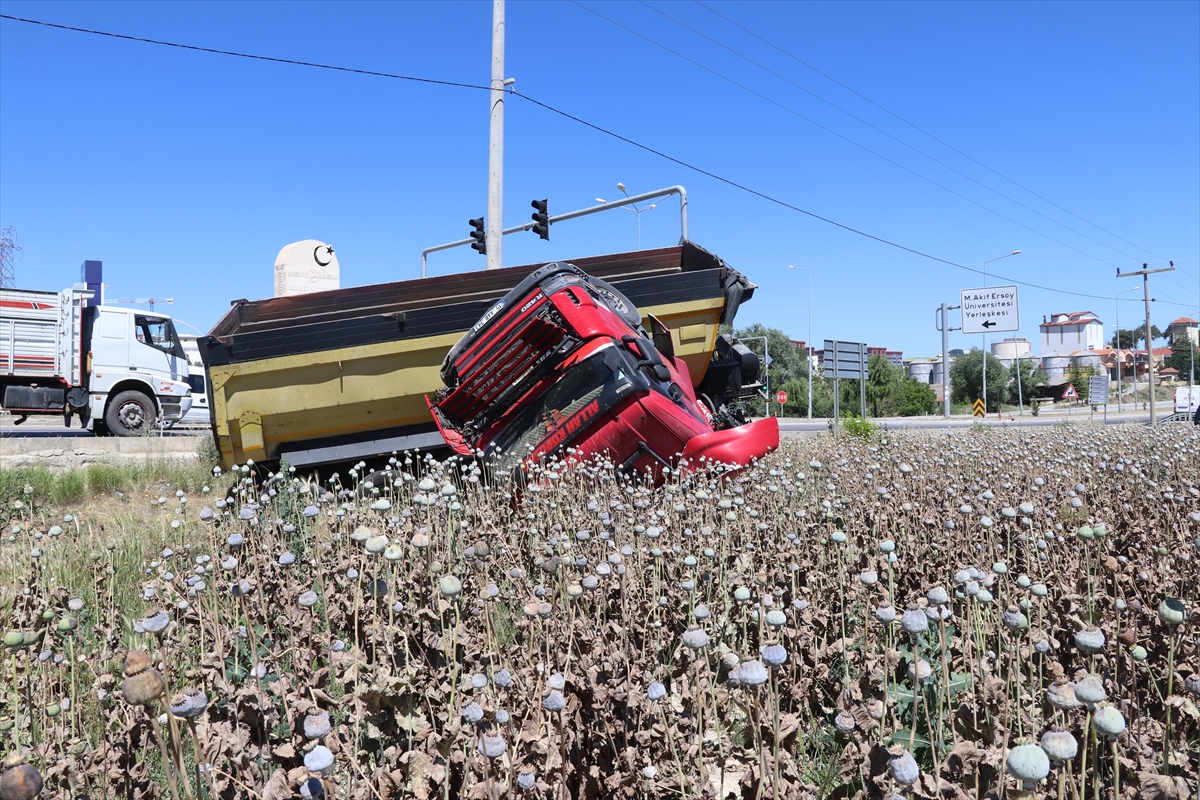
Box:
866 346 904 367
1039 311 1105 358
1166 317 1199 346
811 344 903 370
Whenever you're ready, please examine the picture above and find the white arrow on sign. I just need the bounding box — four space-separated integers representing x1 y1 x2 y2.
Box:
960 285 1020 335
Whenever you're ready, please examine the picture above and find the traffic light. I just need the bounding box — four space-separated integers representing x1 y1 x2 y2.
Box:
469 218 486 255
531 199 549 241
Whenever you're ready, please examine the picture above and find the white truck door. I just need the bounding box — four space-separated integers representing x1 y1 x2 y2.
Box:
131 314 188 381
93 308 130 374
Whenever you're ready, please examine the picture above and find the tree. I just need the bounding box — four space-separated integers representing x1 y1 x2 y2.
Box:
1007 359 1048 405
950 349 1009 409
865 354 903 417
1164 335 1199 382
1111 324 1164 349
1064 364 1096 402
893 379 937 416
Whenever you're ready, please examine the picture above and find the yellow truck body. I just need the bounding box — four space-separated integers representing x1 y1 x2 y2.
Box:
201 242 754 469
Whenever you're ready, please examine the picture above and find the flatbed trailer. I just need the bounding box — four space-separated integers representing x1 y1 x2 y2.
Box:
200 241 757 470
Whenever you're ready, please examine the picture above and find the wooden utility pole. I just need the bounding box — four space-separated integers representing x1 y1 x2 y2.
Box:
1118 262 1175 425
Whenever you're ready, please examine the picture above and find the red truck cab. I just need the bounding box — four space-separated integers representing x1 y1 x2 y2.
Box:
428 262 777 485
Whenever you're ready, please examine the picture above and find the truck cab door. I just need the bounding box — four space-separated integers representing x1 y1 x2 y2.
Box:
92 309 130 383
132 314 187 382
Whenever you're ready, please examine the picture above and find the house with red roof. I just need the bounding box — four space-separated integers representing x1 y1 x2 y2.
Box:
1166 317 1198 346
1039 311 1104 358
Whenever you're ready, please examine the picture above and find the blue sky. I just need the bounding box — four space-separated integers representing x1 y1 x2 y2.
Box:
2 0 1197 358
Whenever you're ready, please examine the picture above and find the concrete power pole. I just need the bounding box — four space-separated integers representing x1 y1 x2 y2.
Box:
486 0 506 270
1119 262 1175 425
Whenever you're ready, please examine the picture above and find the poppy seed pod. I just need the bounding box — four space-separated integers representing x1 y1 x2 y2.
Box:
1040 730 1078 764
478 734 507 759
121 666 165 706
304 712 331 739
1075 627 1105 653
169 688 208 719
0 763 44 800
542 690 565 712
834 711 855 734
304 744 334 773
1046 680 1081 711
1093 705 1125 739
1158 598 1186 626
761 643 787 666
735 660 768 686
901 609 928 635
1073 674 1106 707
1006 743 1050 789
889 749 919 786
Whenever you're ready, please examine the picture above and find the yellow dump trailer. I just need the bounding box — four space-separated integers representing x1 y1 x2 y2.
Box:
200 242 756 470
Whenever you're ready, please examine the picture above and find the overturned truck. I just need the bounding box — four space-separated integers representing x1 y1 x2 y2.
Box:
429 262 778 484
201 242 770 472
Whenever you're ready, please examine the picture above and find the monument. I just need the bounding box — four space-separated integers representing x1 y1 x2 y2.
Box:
273 240 340 297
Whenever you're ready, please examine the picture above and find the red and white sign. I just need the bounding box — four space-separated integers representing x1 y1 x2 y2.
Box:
777 391 788 404
1063 384 1078 399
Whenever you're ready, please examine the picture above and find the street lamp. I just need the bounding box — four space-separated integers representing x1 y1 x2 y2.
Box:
788 265 814 419
1114 287 1139 414
595 182 659 250
981 250 1021 412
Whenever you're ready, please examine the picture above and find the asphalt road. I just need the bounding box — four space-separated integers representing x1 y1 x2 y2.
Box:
775 401 1187 433
0 415 207 438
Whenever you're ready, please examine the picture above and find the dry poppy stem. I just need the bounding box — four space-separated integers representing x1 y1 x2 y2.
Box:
150 711 183 800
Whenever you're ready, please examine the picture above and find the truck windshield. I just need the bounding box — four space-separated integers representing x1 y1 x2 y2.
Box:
135 315 186 358
487 344 639 474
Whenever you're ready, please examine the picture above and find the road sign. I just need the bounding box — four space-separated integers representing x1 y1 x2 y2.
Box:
822 340 869 420
972 398 986 417
960 285 1020 335
1063 383 1078 399
777 390 788 404
822 340 870 380
1088 375 1110 404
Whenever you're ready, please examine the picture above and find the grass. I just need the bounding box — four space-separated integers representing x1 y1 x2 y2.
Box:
0 457 215 507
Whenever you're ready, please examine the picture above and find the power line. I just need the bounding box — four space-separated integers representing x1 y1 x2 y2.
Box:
639 0 1151 264
691 0 1170 262
513 90 1192 307
0 14 492 92
571 1 1133 271
1 12 1185 308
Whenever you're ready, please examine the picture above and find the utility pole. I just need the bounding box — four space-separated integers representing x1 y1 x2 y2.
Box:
936 302 960 419
1118 261 1175 425
485 0 506 270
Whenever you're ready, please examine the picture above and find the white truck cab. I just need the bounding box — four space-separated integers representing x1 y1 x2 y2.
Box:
2 264 192 435
87 306 192 433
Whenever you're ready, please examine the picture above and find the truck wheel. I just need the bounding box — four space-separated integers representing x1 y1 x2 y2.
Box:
105 391 155 436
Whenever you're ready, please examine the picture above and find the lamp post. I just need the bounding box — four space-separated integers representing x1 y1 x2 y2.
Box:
1114 287 1138 414
595 182 659 251
981 250 1021 412
787 265 814 419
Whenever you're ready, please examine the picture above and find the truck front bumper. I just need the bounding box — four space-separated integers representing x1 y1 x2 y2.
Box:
160 395 193 422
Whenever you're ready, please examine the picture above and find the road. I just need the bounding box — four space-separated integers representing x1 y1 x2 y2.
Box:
774 401 1186 433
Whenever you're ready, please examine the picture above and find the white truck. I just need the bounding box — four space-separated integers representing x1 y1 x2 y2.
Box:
1 265 192 435
1175 386 1200 415
177 334 211 427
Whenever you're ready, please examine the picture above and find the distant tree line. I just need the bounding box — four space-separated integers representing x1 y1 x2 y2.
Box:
731 324 937 418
